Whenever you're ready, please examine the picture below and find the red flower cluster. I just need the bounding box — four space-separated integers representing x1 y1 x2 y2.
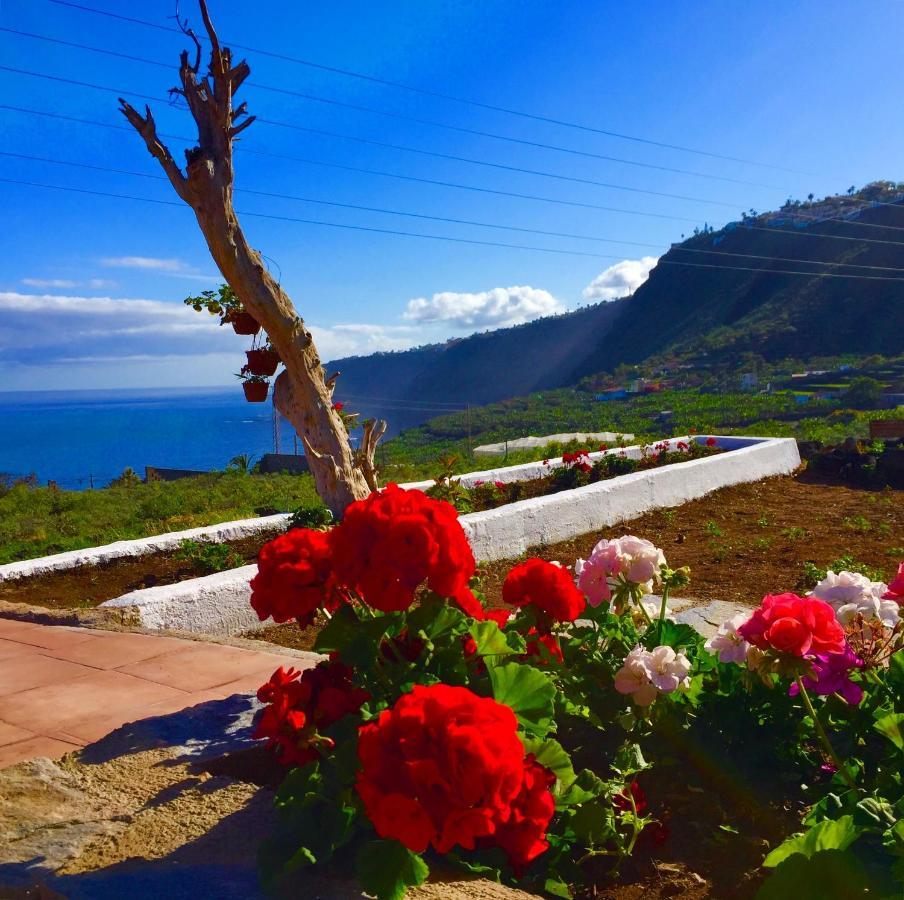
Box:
332 401 345 412
502 558 586 624
705 436 718 447
250 528 341 626
562 449 592 473
254 662 370 767
330 484 475 612
356 684 554 870
739 593 845 658
524 629 564 665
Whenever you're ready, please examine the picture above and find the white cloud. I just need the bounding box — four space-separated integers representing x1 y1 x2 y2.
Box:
582 256 659 301
21 278 78 289
22 277 118 290
311 323 421 360
403 285 562 327
100 256 218 283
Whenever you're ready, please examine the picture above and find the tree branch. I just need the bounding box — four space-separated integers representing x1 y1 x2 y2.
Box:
118 100 190 200
357 418 387 492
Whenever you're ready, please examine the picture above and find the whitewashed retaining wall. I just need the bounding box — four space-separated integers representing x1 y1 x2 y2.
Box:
0 514 289 583
97 436 799 636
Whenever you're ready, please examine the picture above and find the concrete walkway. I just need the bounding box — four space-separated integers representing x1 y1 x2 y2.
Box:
0 618 310 769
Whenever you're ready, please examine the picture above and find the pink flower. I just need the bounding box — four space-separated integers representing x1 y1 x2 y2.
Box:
704 613 751 664
614 647 658 706
575 536 666 608
739 593 846 658
883 562 904 604
614 645 691 706
494 481 505 490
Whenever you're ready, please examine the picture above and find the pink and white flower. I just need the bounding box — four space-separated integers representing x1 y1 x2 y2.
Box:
811 570 899 629
575 535 666 608
704 612 751 665
614 645 691 706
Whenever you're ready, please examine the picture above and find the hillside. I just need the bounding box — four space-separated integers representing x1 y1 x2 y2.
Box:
570 183 904 378
329 183 904 432
328 299 626 432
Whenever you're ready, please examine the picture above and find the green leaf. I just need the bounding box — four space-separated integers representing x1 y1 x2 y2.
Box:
757 849 873 900
469 620 517 657
569 801 615 844
406 593 466 639
487 662 556 736
763 816 859 867
314 605 396 667
356 840 429 900
521 736 576 792
874 712 904 751
611 742 649 777
558 769 607 807
544 876 573 898
644 620 700 650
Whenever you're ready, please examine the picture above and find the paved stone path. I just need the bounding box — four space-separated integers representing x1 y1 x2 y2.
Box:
0 618 310 769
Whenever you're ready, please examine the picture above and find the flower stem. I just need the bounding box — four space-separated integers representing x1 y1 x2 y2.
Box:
795 676 857 793
657 583 670 643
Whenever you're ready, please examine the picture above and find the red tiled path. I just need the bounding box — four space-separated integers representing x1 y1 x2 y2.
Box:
0 618 311 769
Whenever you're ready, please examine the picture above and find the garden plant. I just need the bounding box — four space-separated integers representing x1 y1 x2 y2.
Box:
246 485 903 898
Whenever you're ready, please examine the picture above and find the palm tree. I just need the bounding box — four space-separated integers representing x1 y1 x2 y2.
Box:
228 453 255 474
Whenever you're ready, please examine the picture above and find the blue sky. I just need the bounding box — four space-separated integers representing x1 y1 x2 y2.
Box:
2 0 902 390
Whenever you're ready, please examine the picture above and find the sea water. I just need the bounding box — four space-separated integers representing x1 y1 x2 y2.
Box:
0 387 303 489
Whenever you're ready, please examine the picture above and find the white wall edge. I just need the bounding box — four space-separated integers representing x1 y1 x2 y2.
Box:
98 436 799 637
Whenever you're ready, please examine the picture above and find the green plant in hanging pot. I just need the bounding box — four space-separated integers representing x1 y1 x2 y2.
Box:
185 284 260 335
236 366 269 402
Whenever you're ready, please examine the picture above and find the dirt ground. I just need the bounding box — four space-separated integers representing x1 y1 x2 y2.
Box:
0 535 273 610
250 472 902 651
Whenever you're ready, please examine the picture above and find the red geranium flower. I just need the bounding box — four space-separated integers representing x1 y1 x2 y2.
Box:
485 755 556 872
356 684 553 868
739 593 845 658
613 780 648 815
332 401 345 411
254 662 370 767
250 528 342 626
705 436 718 447
524 629 563 665
883 561 904 603
330 484 475 612
502 558 586 624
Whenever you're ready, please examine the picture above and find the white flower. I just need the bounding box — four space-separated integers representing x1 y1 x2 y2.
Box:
811 569 898 629
704 612 751 665
811 570 887 606
646 645 691 692
614 645 691 706
614 646 658 706
613 535 667 585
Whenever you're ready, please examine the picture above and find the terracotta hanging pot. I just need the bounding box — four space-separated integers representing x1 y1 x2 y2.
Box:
229 311 261 335
242 380 269 402
245 348 281 376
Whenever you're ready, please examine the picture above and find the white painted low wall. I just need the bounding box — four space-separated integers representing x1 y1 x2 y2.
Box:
98 436 799 636
459 436 800 562
0 514 290 583
473 431 634 456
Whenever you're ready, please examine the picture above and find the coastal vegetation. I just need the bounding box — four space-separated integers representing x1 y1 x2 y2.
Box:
0 470 320 565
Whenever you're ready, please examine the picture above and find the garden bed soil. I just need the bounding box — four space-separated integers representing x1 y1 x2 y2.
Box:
0 535 270 610
250 472 903 652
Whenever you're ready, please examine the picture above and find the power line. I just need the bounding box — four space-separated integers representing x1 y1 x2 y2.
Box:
0 26 779 190
5 176 904 280
0 176 628 260
10 149 904 272
657 258 904 281
45 0 808 175
0 65 746 211
0 103 704 225
0 149 667 250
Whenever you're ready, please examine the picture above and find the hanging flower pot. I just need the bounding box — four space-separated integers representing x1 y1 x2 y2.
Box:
242 379 269 402
230 311 261 335
245 348 281 376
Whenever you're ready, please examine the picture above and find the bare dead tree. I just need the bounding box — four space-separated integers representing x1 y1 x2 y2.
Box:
119 0 384 516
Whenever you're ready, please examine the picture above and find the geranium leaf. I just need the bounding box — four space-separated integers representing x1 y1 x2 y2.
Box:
763 816 859 867
487 662 556 736
874 712 904 751
469 620 517 657
356 839 429 900
557 769 607 807
643 620 699 650
521 736 576 792
757 848 874 899
544 876 573 898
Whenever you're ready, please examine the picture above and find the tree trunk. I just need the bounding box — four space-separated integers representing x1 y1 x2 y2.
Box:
117 0 381 516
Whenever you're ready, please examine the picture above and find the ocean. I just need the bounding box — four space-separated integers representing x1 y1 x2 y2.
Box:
0 387 306 489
